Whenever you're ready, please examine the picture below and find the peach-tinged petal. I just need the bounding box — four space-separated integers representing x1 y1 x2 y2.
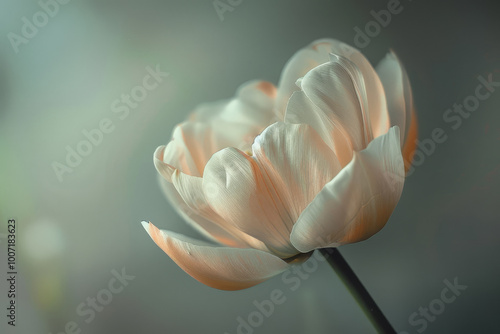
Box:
142 222 289 290
252 122 341 223
402 109 418 173
202 147 298 258
158 176 223 244
256 81 277 98
169 170 270 250
376 51 414 145
290 127 404 252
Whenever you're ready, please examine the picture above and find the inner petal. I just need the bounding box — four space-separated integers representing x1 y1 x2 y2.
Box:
161 81 277 177
252 122 342 224
202 147 299 258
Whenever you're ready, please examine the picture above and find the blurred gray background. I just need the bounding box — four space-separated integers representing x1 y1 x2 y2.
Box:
0 0 499 333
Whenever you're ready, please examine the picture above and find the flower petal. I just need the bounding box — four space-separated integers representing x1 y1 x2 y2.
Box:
277 39 389 138
157 81 278 179
142 222 289 290
402 109 418 173
327 45 390 140
285 91 353 166
376 51 414 145
154 145 176 182
276 39 339 119
285 56 378 166
155 122 217 179
158 176 221 242
155 121 262 181
290 127 404 252
169 170 270 250
252 122 341 223
202 147 298 258
191 80 276 128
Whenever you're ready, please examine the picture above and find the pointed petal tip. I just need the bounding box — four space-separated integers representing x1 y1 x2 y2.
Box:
141 221 156 240
391 125 401 143
154 145 176 182
141 221 151 232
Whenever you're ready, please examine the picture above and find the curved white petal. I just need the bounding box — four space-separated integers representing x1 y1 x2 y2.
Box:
276 39 338 119
142 222 289 290
202 147 298 258
252 122 341 222
159 175 268 250
277 39 389 138
290 127 404 252
155 122 215 179
326 44 390 139
158 176 222 243
285 56 376 166
170 170 270 250
154 145 176 182
376 51 414 146
285 91 353 166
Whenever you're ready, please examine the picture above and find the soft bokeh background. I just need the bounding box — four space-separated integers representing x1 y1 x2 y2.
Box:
1 0 499 333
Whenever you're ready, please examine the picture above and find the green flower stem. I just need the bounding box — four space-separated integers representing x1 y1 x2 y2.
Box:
319 248 396 334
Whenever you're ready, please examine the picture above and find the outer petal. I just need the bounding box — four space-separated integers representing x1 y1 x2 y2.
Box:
376 52 418 172
277 39 389 138
290 127 404 252
142 222 289 290
158 176 222 243
252 122 341 223
202 147 298 258
402 109 418 173
376 51 414 145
